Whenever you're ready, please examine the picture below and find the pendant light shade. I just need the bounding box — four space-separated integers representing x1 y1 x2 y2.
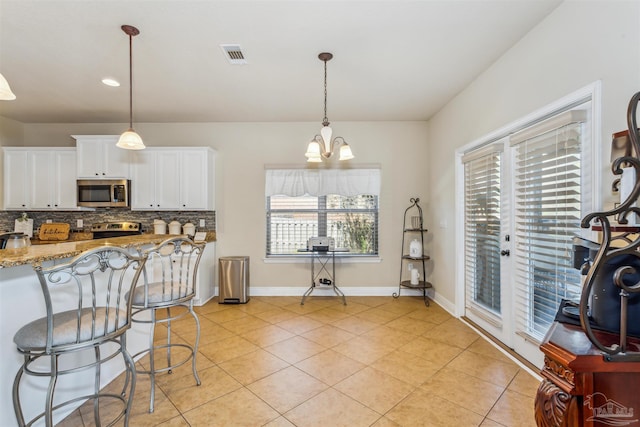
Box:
305 52 354 162
116 25 145 150
0 72 16 100
117 129 145 150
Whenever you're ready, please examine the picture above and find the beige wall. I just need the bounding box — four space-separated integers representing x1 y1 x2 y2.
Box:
0 116 25 208
427 1 640 308
7 120 429 290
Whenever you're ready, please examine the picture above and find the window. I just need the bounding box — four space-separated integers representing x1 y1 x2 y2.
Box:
463 143 503 318
265 168 380 256
512 109 588 340
267 194 378 255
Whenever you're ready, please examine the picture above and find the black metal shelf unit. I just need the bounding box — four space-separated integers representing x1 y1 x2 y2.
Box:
394 197 432 306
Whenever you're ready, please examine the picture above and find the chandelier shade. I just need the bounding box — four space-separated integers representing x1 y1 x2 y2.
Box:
306 52 353 162
116 24 145 150
0 72 16 100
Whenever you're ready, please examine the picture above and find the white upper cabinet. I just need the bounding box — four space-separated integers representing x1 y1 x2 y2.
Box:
3 149 29 210
130 147 215 211
130 150 180 210
180 149 215 210
74 135 131 179
3 148 77 210
30 150 77 209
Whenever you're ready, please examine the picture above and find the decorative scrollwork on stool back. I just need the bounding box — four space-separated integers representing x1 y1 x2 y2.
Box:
580 91 640 361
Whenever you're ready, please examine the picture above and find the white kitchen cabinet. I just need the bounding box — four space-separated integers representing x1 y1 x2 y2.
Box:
3 149 29 209
30 150 77 209
180 149 215 210
74 135 131 179
130 150 180 209
193 243 215 306
3 148 77 210
130 147 215 211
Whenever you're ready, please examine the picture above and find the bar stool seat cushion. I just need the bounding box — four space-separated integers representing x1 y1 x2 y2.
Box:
129 282 191 306
14 308 127 351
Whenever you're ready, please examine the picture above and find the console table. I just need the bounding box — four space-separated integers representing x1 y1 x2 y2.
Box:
535 320 640 426
298 249 348 305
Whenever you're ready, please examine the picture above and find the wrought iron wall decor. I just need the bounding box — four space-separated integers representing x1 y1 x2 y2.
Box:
580 91 640 361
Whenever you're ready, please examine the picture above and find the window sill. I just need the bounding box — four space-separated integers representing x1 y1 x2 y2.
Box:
263 255 382 264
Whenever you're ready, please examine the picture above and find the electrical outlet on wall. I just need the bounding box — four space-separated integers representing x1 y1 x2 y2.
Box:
77 219 83 228
46 219 52 223
199 219 205 228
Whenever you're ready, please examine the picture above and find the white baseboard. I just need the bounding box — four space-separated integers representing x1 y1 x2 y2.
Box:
215 285 445 299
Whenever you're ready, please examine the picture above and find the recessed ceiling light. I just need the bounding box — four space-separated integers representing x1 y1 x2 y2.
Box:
102 78 120 87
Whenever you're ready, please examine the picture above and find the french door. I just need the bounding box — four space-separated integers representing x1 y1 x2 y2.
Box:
460 97 595 367
462 139 513 347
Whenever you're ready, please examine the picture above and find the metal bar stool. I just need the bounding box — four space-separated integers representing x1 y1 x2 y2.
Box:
12 246 146 427
129 237 205 413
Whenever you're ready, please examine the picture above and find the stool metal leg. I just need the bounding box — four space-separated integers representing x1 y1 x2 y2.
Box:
166 307 173 374
12 357 26 426
149 308 157 413
122 334 136 426
190 306 202 386
92 346 101 425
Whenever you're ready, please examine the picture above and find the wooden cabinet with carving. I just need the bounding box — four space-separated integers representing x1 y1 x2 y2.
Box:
535 320 640 426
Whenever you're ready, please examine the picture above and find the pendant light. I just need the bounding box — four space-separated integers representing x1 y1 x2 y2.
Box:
116 25 145 150
0 72 16 100
305 52 354 162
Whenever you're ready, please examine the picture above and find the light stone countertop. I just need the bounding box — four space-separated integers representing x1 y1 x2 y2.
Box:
0 232 216 268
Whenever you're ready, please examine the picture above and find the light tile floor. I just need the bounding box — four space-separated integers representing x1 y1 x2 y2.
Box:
60 296 541 427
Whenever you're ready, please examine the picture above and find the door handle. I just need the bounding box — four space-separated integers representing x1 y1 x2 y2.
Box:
500 250 510 256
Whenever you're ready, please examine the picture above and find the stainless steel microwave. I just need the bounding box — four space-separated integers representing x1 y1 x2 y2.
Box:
77 179 130 208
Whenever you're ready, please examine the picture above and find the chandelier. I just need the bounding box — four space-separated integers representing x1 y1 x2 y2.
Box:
305 52 354 162
116 25 145 150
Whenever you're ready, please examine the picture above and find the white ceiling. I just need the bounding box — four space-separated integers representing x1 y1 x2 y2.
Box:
0 0 561 124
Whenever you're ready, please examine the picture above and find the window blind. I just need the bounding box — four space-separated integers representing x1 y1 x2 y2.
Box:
464 148 502 318
512 117 585 340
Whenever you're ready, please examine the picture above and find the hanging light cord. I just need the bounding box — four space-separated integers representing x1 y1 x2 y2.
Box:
322 58 329 127
121 25 139 129
128 32 133 128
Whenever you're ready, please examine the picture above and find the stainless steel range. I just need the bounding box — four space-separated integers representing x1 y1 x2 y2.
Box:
91 221 142 239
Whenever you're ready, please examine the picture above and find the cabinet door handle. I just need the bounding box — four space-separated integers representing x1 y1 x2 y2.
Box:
500 250 510 256
95 173 99 176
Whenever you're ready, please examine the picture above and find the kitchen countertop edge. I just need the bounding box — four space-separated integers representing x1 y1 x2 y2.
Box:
0 233 217 268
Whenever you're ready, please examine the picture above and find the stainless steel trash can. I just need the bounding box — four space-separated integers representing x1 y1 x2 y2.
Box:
218 256 250 304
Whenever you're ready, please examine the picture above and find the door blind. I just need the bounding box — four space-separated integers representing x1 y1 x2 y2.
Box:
464 148 502 318
512 118 585 340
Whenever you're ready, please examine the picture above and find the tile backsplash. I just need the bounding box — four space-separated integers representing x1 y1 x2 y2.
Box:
0 209 215 235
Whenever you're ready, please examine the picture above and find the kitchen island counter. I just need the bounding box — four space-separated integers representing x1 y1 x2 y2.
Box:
0 232 216 268
0 232 217 426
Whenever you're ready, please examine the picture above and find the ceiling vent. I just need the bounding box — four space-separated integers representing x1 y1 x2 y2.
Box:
220 44 247 65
